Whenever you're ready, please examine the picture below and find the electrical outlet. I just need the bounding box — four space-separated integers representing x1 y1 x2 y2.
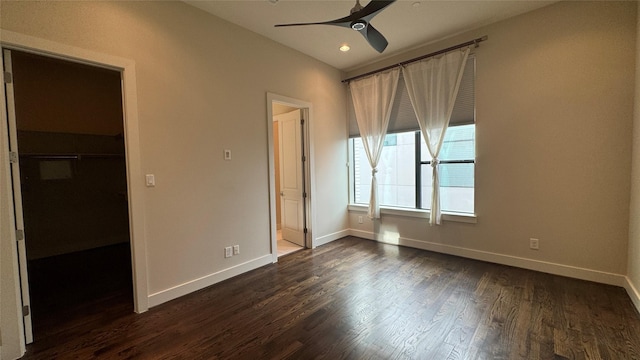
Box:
358 215 364 224
529 238 539 250
233 245 240 255
224 246 233 258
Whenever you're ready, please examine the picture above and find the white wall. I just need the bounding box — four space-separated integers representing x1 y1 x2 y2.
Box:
347 1 637 284
0 1 348 358
628 2 640 311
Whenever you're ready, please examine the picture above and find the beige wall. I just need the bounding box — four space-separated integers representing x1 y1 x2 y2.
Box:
628 2 640 309
348 1 637 279
0 1 348 358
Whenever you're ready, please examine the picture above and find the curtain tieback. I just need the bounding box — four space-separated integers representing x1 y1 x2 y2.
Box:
372 168 378 176
431 158 440 167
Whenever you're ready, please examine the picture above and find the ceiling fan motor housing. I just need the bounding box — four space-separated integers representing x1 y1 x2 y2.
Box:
351 20 367 31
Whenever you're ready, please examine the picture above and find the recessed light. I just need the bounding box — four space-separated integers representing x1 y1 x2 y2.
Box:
340 44 351 52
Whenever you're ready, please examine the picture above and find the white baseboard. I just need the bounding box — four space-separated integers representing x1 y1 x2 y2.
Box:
624 277 640 314
148 254 273 308
349 229 626 287
314 229 350 247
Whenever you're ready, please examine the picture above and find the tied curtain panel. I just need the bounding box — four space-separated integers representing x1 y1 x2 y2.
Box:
402 48 470 225
349 68 400 219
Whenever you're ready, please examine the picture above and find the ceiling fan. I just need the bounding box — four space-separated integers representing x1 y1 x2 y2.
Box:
274 0 396 53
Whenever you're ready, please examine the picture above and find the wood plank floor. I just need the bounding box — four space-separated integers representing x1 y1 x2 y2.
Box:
22 236 640 359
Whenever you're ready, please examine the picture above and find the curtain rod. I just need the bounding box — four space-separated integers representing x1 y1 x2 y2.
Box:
342 35 488 83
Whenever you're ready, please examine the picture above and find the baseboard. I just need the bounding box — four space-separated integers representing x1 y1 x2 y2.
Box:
314 229 350 247
148 254 273 308
349 229 626 287
624 277 640 314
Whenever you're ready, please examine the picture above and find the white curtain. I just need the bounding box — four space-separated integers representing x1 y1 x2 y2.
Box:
402 48 470 225
350 68 400 219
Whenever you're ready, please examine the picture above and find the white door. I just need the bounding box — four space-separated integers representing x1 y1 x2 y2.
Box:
277 109 305 247
3 48 34 344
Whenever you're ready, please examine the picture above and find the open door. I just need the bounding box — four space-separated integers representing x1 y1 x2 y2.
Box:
3 48 34 344
277 109 306 247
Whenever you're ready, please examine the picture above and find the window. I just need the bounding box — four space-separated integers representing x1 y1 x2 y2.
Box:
352 124 475 214
349 56 475 216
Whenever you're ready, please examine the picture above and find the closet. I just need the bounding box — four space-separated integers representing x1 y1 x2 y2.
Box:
7 49 132 339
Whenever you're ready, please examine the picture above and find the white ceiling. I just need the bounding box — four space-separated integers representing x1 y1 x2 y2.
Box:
185 0 555 71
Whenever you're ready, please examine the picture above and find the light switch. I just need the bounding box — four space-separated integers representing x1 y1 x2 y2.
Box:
145 174 155 187
224 149 232 160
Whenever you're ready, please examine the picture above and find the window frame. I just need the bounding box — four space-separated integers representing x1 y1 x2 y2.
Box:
348 126 477 223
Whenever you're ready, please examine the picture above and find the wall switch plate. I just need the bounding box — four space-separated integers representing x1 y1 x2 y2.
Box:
224 149 232 160
145 174 155 187
529 238 539 250
224 246 232 258
358 215 364 224
233 245 240 255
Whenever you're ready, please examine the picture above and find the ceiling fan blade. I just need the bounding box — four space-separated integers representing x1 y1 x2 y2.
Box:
275 0 396 29
358 0 396 22
275 21 348 28
359 24 388 53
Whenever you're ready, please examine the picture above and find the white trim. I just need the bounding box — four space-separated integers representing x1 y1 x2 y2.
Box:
0 49 27 358
148 255 273 308
0 30 149 313
3 48 34 344
314 229 350 247
348 204 477 224
624 277 640 314
350 229 626 287
266 93 316 263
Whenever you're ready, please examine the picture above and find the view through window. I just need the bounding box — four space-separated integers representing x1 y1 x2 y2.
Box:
352 124 475 214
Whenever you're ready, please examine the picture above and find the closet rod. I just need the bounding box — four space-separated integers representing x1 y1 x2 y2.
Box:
341 35 488 83
19 154 125 160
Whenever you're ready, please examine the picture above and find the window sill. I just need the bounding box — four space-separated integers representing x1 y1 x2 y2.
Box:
348 204 477 224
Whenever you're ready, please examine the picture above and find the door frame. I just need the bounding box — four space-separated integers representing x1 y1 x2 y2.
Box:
0 31 149 348
267 93 316 262
3 48 34 344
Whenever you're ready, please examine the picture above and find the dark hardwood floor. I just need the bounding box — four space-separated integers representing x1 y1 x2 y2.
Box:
27 243 134 343
22 237 640 359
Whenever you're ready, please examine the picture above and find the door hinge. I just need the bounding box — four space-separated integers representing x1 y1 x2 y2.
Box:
16 229 24 241
303 228 308 234
300 119 305 125
303 192 307 198
4 71 13 84
302 155 306 162
22 305 30 317
9 151 18 163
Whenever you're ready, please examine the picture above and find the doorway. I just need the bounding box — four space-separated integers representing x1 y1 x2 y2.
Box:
268 94 314 260
2 49 133 342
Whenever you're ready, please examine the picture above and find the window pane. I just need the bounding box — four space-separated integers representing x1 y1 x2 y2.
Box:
420 124 475 162
421 163 475 214
353 137 370 204
440 163 474 213
353 132 415 208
